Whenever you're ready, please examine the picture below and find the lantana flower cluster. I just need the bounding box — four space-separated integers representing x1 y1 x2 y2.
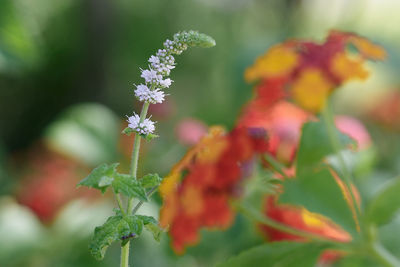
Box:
245 30 386 112
127 31 215 136
159 30 385 254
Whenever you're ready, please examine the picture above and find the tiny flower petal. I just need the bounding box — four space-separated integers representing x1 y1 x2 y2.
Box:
160 78 173 88
149 56 160 65
141 69 162 83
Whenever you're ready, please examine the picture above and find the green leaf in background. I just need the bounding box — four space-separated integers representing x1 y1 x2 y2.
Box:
280 168 357 235
296 120 355 176
335 256 378 267
0 0 39 72
140 173 162 188
216 242 326 267
366 177 400 226
44 104 120 166
89 215 143 260
278 119 358 234
137 215 162 242
112 173 148 202
77 163 119 193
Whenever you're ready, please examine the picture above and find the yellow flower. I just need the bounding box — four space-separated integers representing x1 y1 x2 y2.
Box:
291 68 333 113
349 36 386 60
331 52 369 81
245 44 299 82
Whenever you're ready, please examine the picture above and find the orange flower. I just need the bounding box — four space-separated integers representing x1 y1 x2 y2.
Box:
260 197 352 243
159 126 269 253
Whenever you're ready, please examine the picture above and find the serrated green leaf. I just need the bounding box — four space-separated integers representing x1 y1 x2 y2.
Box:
144 133 159 141
136 215 162 242
112 173 148 201
366 177 400 226
77 163 119 193
98 176 114 187
140 173 162 188
145 223 162 242
122 127 134 136
280 168 357 235
217 242 326 267
296 120 355 176
136 215 158 225
89 215 143 260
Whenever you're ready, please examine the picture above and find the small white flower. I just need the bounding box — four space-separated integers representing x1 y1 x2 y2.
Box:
127 113 140 129
159 78 172 88
127 113 155 135
134 84 165 104
149 89 166 103
148 56 160 65
141 69 162 83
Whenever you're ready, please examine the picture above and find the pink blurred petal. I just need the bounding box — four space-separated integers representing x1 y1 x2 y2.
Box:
176 118 208 146
335 115 371 149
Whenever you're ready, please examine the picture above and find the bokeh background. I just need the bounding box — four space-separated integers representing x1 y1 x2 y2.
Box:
1 0 400 266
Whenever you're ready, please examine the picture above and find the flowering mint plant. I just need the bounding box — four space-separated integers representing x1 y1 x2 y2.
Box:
77 30 215 266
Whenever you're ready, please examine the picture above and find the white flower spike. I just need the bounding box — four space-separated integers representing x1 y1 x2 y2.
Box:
126 31 216 136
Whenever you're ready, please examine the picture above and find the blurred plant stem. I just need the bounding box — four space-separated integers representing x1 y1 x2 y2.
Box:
367 226 400 267
322 101 361 232
120 101 150 267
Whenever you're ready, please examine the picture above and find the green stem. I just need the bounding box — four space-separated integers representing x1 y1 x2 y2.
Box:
263 154 290 179
120 101 150 267
370 242 400 267
113 189 127 217
120 243 130 267
127 102 150 213
366 225 400 267
131 186 158 215
322 102 361 230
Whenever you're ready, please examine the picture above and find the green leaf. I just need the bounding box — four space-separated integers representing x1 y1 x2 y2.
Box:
140 173 162 188
144 133 159 142
122 127 134 136
335 256 378 267
280 168 357 234
280 119 358 234
77 163 118 193
136 215 162 242
136 215 157 225
44 104 120 166
89 215 143 260
112 173 148 201
216 242 326 267
296 120 354 176
366 177 400 226
144 223 162 242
